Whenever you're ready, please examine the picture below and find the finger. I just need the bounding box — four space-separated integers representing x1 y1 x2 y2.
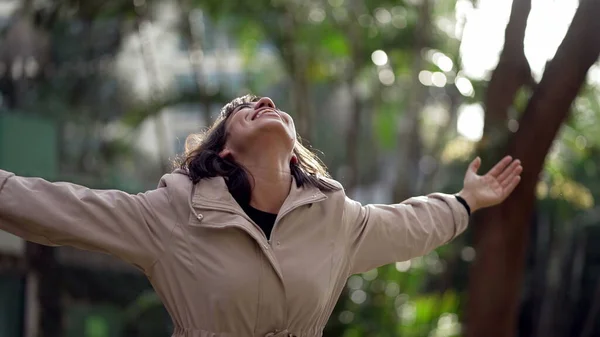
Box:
469 157 482 174
501 165 523 188
497 160 521 183
487 156 513 177
503 176 521 196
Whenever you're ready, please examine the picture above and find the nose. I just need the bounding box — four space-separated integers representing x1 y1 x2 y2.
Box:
255 97 276 110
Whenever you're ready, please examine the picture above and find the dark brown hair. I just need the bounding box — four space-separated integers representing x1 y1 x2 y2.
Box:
175 94 339 205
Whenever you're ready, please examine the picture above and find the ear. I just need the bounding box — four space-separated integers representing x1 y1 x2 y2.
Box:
219 148 232 159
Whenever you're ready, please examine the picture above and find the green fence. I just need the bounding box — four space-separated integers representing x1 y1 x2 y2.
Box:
0 114 58 179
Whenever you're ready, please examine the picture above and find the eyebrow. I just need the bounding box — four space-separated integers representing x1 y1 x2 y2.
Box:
231 102 253 115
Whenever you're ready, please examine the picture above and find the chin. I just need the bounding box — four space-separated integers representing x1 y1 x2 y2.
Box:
257 119 294 134
252 124 295 146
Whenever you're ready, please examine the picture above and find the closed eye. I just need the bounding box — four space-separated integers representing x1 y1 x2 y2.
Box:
233 103 253 113
227 103 252 119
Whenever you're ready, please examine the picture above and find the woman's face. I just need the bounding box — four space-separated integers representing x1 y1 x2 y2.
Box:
222 97 297 156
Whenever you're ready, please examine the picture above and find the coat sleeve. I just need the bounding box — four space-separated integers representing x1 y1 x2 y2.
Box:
343 193 469 275
0 169 177 275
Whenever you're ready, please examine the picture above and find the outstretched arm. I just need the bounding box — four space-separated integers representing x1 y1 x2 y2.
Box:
0 170 177 275
345 156 522 275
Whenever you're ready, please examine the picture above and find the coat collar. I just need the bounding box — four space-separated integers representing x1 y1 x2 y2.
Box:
188 176 329 285
190 176 327 217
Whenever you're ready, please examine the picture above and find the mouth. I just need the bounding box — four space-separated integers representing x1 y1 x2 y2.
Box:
252 108 280 120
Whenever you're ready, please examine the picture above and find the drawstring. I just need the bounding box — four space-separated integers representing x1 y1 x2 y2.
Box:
264 329 296 337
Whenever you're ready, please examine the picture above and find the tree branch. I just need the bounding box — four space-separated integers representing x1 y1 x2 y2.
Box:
479 0 533 153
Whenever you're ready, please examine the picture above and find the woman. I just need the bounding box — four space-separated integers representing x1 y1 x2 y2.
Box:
0 95 522 337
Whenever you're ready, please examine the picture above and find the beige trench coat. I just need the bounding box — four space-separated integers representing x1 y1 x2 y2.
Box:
0 169 469 337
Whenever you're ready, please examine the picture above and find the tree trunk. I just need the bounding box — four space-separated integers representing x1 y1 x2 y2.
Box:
24 243 61 337
135 8 171 173
533 215 574 337
580 279 600 337
422 12 467 193
178 0 212 127
466 0 600 336
279 7 314 144
478 0 533 161
527 211 552 336
287 52 313 143
393 0 430 201
293 65 313 142
343 0 364 196
344 83 362 196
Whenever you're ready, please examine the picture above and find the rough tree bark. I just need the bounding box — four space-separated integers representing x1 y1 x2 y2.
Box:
466 1 600 336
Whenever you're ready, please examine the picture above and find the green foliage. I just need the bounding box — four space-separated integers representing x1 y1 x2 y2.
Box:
373 103 398 150
65 305 123 337
321 30 350 57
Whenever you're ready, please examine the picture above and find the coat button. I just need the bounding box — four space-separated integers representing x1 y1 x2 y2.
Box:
277 241 281 246
196 214 203 221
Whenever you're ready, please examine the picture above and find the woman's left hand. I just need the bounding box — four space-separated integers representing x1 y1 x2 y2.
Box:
457 156 523 213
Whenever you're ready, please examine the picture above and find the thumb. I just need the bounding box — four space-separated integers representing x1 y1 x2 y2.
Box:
469 157 481 174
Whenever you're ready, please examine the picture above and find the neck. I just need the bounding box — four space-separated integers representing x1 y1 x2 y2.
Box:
235 150 292 214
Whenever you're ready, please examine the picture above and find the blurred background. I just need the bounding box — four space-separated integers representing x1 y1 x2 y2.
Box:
1 0 600 336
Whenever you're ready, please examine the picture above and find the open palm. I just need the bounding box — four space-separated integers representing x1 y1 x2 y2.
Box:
459 156 523 212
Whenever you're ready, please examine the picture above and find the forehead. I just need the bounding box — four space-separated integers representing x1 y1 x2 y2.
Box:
220 95 260 118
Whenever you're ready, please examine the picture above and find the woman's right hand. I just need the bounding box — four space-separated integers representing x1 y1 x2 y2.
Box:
457 156 523 213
